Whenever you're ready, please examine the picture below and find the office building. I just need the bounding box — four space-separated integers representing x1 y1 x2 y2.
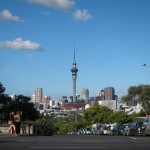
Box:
104 87 115 100
35 87 43 103
81 88 89 100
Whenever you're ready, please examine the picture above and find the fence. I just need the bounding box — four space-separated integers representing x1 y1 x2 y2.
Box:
0 124 33 135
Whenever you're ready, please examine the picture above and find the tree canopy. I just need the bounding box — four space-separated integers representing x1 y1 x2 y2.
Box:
83 103 131 124
121 84 150 115
0 82 39 122
83 103 112 124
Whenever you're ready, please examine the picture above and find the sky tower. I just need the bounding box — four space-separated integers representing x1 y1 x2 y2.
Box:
71 48 78 103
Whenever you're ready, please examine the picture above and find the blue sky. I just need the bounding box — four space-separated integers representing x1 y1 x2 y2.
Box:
0 0 150 100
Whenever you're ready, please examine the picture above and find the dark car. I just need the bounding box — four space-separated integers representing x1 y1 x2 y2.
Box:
123 123 138 136
110 124 124 136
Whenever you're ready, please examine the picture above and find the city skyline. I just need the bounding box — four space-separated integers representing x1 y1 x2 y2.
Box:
0 0 150 100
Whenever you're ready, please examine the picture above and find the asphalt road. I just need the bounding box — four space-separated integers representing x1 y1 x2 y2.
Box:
0 134 150 150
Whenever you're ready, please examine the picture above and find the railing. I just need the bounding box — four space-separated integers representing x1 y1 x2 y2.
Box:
0 124 33 135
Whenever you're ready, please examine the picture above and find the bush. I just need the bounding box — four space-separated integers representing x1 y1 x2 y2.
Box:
33 118 53 136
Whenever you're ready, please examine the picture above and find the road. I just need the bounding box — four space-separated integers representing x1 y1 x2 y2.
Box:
0 134 150 150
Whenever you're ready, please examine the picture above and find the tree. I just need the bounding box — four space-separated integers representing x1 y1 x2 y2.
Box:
0 82 40 122
0 82 5 95
0 82 11 105
139 85 150 115
83 103 113 124
0 82 12 122
33 116 53 136
121 85 150 115
13 95 40 121
109 111 129 124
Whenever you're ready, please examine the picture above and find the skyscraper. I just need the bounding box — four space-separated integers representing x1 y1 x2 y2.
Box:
35 87 43 103
104 87 115 100
71 48 78 103
81 88 89 100
81 88 89 103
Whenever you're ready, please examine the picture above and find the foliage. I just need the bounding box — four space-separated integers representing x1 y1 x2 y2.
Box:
14 95 40 121
52 115 87 134
83 103 113 124
33 116 53 136
83 103 144 125
109 111 129 124
139 85 150 115
0 82 40 122
121 84 150 115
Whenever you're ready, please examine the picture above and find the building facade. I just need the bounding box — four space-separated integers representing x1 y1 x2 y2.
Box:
35 87 43 103
104 87 115 100
81 88 89 103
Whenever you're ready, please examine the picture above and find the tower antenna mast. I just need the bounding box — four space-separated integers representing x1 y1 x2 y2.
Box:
74 42 76 62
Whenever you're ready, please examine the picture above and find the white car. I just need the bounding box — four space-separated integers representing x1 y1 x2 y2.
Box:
99 124 110 135
85 128 91 135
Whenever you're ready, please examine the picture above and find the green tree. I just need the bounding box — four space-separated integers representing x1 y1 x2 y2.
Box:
0 82 12 122
0 82 39 122
83 103 113 124
139 85 150 115
0 82 5 95
121 85 150 115
14 95 40 121
33 116 53 136
109 111 129 123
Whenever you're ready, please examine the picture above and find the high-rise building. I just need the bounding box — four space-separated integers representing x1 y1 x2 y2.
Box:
81 88 89 100
71 48 78 103
104 87 115 100
81 88 89 103
42 96 51 103
35 87 43 103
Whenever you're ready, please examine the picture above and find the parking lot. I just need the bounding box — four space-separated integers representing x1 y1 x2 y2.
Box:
0 134 150 150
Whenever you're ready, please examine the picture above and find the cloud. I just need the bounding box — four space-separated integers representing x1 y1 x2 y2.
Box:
73 9 93 21
0 9 23 22
0 38 43 51
28 0 75 10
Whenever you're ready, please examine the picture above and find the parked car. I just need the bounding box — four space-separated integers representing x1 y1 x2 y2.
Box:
91 128 99 135
142 118 150 135
110 124 124 136
85 128 91 135
78 128 86 134
99 124 110 135
123 123 138 136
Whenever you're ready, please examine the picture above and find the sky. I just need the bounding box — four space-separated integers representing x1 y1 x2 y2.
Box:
0 0 150 100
